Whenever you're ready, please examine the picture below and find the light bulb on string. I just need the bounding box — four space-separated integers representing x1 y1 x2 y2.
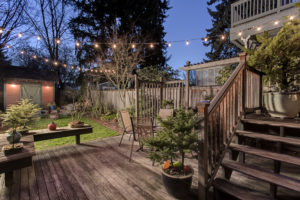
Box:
45 59 49 63
63 64 67 68
0 29 3 34
274 20 279 25
185 40 190 45
112 44 117 49
53 61 58 66
37 36 41 40
221 35 226 40
71 66 74 69
18 33 22 38
238 32 242 36
168 42 172 47
76 42 80 47
149 43 154 48
6 45 10 49
56 39 60 44
256 27 261 31
94 43 99 48
289 16 295 20
204 37 208 42
131 43 136 49
33 55 37 59
20 50 24 54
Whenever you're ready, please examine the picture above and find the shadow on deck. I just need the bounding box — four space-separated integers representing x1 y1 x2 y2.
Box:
0 135 198 200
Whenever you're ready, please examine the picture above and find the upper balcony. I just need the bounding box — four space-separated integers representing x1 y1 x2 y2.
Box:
230 0 299 48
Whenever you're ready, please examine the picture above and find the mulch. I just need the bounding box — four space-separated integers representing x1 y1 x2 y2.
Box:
89 118 123 134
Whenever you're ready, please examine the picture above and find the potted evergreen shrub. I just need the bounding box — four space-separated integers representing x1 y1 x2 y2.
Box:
144 108 199 198
247 15 300 118
16 99 41 134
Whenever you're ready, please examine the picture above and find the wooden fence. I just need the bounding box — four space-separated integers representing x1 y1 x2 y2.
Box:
90 84 221 113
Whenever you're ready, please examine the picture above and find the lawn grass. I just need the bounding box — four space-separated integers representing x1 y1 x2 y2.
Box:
29 116 119 150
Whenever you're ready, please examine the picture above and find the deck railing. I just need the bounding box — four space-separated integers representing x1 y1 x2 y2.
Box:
198 53 263 199
231 0 299 27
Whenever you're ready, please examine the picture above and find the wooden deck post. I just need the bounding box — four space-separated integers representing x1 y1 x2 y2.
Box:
185 70 190 110
240 52 247 112
198 103 209 200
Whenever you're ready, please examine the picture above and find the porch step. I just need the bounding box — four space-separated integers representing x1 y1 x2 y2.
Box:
221 159 300 192
241 119 300 129
213 178 271 200
236 130 300 146
229 143 300 165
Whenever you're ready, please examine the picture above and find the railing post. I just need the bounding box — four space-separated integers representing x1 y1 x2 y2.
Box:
185 70 190 110
240 53 247 112
198 103 210 200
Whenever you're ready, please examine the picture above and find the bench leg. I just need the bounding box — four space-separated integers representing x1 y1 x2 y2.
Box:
5 171 13 187
76 135 80 144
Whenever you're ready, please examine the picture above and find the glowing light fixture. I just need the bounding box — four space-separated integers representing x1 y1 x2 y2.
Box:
185 40 190 45
168 42 172 47
18 33 22 37
256 27 262 31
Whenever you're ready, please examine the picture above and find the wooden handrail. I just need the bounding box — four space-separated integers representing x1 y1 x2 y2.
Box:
199 53 264 198
208 60 246 115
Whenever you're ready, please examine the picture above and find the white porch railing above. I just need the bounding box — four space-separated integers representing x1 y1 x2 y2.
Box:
231 0 299 27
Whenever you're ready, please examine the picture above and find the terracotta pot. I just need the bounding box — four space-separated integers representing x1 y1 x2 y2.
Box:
161 168 194 198
263 92 300 118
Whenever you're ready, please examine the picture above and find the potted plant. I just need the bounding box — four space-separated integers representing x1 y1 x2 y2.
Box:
144 108 199 198
247 15 300 118
69 97 87 128
0 104 23 155
162 100 174 109
16 99 41 134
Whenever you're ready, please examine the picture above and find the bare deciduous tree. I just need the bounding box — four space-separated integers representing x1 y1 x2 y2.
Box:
94 35 144 107
0 0 27 62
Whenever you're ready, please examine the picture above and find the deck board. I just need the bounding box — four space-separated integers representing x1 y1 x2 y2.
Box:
0 135 194 200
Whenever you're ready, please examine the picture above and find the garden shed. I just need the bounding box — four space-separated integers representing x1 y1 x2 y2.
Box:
0 64 58 110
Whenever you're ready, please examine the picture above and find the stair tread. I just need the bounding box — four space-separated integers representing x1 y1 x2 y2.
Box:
222 159 300 192
241 118 300 129
236 130 300 146
230 143 300 165
213 178 271 200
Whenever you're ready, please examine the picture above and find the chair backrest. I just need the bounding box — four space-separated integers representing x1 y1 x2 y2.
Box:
158 109 174 121
136 118 154 141
119 110 133 132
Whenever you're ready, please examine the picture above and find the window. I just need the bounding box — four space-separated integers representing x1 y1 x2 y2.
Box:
196 66 223 86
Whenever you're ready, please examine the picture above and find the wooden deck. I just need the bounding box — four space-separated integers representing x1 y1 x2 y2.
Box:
0 135 198 200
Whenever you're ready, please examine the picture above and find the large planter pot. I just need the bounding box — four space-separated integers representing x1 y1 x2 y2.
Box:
161 168 194 198
264 92 300 118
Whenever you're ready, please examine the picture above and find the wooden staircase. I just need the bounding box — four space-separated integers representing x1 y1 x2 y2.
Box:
213 118 300 200
198 53 300 200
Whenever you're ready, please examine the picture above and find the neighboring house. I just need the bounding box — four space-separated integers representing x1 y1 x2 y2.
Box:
0 64 58 110
180 57 240 87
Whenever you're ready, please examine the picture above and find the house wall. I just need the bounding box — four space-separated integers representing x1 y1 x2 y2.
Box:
42 84 54 106
5 83 21 107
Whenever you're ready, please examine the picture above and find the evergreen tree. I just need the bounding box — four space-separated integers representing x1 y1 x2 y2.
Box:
69 0 169 69
204 0 240 61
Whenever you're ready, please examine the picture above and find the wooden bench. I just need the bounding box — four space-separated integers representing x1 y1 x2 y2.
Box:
0 135 35 186
30 125 93 144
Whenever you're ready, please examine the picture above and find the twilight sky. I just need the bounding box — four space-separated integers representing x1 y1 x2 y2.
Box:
164 0 212 70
